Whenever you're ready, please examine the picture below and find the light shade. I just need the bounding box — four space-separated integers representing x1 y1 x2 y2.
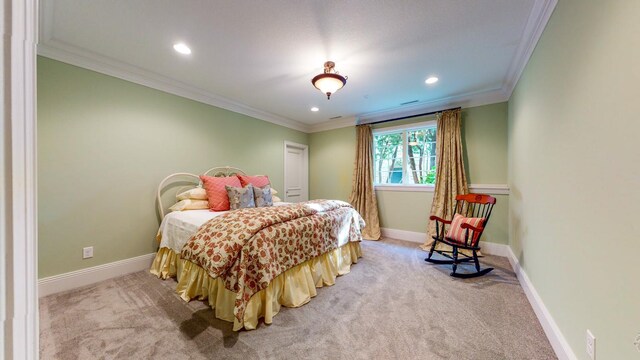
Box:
425 76 438 84
173 43 191 55
311 61 347 99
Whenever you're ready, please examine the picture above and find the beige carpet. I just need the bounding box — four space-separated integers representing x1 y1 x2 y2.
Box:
40 238 556 360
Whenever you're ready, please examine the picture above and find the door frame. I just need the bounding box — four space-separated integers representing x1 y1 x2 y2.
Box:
3 0 39 358
283 141 309 202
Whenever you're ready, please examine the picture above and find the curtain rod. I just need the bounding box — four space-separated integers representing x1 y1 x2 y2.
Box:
360 106 462 126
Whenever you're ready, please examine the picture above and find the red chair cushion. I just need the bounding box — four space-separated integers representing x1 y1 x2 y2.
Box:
445 213 485 246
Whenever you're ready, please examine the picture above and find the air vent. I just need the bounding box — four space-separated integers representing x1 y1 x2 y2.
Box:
400 100 419 105
329 116 343 120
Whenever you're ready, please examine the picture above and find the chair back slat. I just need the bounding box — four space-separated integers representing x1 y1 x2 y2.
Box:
427 193 497 278
456 193 497 205
451 193 496 245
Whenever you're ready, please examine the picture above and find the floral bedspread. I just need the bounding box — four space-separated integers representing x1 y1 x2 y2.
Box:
180 199 365 322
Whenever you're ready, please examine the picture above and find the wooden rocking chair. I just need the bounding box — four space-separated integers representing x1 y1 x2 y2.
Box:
425 193 496 278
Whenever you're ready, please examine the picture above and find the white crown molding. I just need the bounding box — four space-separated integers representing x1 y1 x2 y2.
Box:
501 0 558 97
38 0 556 134
358 88 509 125
505 247 577 360
37 40 312 133
308 116 357 133
330 0 557 131
39 253 156 297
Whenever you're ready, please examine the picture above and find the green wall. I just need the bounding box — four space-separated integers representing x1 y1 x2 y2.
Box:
310 102 509 244
309 126 356 201
38 57 308 277
508 1 640 359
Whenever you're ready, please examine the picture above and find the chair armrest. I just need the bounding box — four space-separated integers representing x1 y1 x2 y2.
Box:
461 222 484 233
429 215 451 224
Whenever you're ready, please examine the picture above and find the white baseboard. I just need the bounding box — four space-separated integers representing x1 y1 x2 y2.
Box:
380 227 509 256
381 226 575 359
381 228 426 244
38 253 156 297
504 248 577 360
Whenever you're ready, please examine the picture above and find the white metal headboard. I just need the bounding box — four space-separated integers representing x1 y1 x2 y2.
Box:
156 166 247 219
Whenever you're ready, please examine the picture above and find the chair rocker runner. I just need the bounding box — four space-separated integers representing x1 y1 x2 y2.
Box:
425 193 497 278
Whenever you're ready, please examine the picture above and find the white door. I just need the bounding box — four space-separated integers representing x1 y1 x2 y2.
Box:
283 141 309 203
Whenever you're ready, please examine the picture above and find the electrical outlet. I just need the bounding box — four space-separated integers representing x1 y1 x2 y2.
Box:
586 329 595 360
82 246 93 259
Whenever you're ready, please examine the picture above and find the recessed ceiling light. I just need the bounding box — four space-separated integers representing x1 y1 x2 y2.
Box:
425 76 439 85
310 107 319 112
173 43 191 55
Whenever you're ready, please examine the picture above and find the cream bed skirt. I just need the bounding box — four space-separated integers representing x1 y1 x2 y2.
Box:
150 241 362 331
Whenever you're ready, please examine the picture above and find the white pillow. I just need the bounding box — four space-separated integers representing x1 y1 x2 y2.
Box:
176 187 208 200
271 188 279 195
169 199 209 212
272 195 282 202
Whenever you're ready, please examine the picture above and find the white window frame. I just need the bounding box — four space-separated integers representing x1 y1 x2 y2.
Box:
372 120 437 192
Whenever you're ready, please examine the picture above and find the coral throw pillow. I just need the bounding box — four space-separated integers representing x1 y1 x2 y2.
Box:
200 175 242 211
237 174 270 188
445 213 485 246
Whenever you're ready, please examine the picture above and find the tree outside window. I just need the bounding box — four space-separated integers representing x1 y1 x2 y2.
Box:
373 123 436 185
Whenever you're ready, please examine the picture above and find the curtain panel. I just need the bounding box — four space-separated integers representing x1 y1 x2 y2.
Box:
349 125 381 240
422 109 469 250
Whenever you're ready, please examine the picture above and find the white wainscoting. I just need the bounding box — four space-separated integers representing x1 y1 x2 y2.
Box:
380 226 576 360
39 253 156 297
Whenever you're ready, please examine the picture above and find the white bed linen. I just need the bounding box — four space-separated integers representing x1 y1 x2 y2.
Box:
158 202 289 253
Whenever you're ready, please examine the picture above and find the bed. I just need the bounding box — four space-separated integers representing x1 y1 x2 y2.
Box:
151 166 364 330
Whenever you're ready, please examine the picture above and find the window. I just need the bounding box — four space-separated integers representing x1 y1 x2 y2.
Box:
373 121 437 186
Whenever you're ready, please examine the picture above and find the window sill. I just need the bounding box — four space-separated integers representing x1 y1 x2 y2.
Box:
374 184 435 192
374 183 510 195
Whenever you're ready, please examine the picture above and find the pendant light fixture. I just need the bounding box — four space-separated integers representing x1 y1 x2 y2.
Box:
311 61 347 99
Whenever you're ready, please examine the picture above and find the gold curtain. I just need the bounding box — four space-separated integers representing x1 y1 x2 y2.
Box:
421 109 468 250
348 125 381 240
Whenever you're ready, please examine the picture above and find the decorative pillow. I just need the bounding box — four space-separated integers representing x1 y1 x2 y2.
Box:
169 199 209 212
445 213 485 246
253 185 273 207
272 195 282 202
226 184 256 210
271 188 278 195
200 175 242 211
237 174 270 188
176 187 208 200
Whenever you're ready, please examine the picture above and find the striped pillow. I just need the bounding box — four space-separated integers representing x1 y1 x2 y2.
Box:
445 213 485 246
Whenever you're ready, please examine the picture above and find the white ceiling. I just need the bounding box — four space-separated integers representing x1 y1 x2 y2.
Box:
39 0 556 132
